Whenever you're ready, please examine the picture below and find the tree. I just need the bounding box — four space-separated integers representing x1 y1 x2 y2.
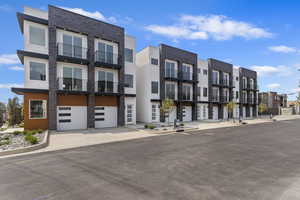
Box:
258 103 267 118
7 97 23 126
160 98 175 125
225 101 237 122
0 102 6 127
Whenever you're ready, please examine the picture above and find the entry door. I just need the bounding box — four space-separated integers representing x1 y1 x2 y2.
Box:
213 106 218 120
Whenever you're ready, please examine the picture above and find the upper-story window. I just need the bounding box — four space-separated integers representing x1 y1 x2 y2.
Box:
95 41 118 64
212 70 219 84
61 66 84 91
151 58 158 65
203 69 208 75
125 48 133 63
236 76 239 81
165 61 177 78
63 34 83 58
96 70 116 93
223 73 229 86
242 77 247 88
125 74 133 88
197 68 201 74
182 64 192 80
29 61 46 81
165 82 176 99
203 88 208 97
250 78 254 89
29 25 46 46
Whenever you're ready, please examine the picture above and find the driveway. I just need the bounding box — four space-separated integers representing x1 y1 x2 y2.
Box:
1 119 300 200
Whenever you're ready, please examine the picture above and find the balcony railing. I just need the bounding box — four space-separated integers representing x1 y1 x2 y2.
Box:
212 78 220 85
164 69 178 79
241 97 247 104
182 94 192 101
220 95 230 103
180 71 193 81
248 97 255 104
95 50 119 65
57 43 87 59
165 92 176 100
57 77 88 92
211 95 219 102
95 81 119 93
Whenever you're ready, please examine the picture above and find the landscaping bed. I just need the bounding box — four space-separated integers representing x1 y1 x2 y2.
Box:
0 129 45 152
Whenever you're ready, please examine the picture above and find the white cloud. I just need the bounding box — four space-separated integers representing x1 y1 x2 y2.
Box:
0 54 19 65
9 66 23 71
250 65 292 77
61 7 117 23
145 14 272 40
0 83 23 89
268 45 298 53
267 83 281 89
0 5 12 12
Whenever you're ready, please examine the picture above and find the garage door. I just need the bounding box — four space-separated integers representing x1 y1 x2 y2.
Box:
250 107 253 118
213 106 218 120
165 106 177 123
95 106 117 128
243 107 246 118
57 106 87 131
183 106 192 122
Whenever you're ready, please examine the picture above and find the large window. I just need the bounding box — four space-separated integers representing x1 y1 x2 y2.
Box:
125 48 133 63
203 69 208 75
97 71 114 93
97 42 115 64
165 83 176 99
223 73 229 86
29 100 47 119
151 81 159 94
182 64 192 80
62 34 83 58
203 88 208 97
165 61 177 78
29 25 45 46
212 71 219 84
125 74 134 88
62 67 83 91
182 85 192 100
29 62 46 81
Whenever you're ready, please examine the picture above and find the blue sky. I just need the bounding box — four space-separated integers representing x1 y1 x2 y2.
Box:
1 0 300 103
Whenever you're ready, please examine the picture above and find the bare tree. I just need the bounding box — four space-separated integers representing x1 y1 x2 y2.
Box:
160 98 175 125
7 97 23 126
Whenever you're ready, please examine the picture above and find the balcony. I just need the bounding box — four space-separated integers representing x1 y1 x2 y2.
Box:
211 95 220 102
164 69 178 80
220 95 230 103
241 97 247 104
180 71 193 81
95 81 120 94
95 50 119 65
57 43 87 60
221 79 230 87
181 94 192 101
57 77 88 92
248 97 255 104
165 92 176 100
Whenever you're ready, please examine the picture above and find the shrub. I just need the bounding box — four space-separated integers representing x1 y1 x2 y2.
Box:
23 130 38 135
37 129 43 134
25 134 38 145
180 123 185 127
18 122 24 128
12 130 22 135
144 124 149 129
0 139 10 146
148 125 156 129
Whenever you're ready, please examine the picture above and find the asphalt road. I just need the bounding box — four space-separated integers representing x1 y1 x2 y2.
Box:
1 119 300 200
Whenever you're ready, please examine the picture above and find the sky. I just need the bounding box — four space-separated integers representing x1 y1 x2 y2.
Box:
0 0 300 103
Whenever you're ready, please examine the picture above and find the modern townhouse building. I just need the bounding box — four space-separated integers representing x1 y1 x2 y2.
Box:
196 59 209 120
136 44 198 123
207 58 234 120
12 5 136 131
239 68 258 118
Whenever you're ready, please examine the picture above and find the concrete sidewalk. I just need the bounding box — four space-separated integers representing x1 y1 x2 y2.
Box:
1 115 300 159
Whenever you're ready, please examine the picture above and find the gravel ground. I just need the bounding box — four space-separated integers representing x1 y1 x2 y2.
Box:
0 132 45 151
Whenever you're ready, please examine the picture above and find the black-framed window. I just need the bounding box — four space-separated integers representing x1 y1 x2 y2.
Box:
151 58 158 65
203 69 208 75
197 87 201 97
236 91 239 99
236 76 239 81
29 62 46 81
125 74 133 88
151 81 158 94
203 88 208 97
125 48 133 63
197 68 201 74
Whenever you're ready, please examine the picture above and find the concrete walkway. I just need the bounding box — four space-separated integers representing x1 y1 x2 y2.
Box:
1 115 300 159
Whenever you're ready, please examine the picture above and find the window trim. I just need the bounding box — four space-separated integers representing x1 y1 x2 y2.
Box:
29 61 47 81
124 74 134 88
29 99 47 120
151 58 158 65
151 81 159 94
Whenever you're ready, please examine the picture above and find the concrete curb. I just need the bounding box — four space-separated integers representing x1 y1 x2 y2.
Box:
147 127 199 134
0 130 49 157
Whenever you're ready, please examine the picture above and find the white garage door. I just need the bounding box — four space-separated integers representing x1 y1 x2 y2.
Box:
223 106 228 120
95 106 117 128
183 106 192 122
57 106 87 131
166 106 177 123
213 106 218 120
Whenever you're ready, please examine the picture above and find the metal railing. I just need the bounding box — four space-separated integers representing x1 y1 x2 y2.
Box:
57 77 88 92
211 95 220 102
95 81 119 93
57 43 87 59
241 97 248 104
220 95 230 103
164 69 178 79
180 71 193 81
212 78 220 85
95 50 119 65
165 92 176 100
